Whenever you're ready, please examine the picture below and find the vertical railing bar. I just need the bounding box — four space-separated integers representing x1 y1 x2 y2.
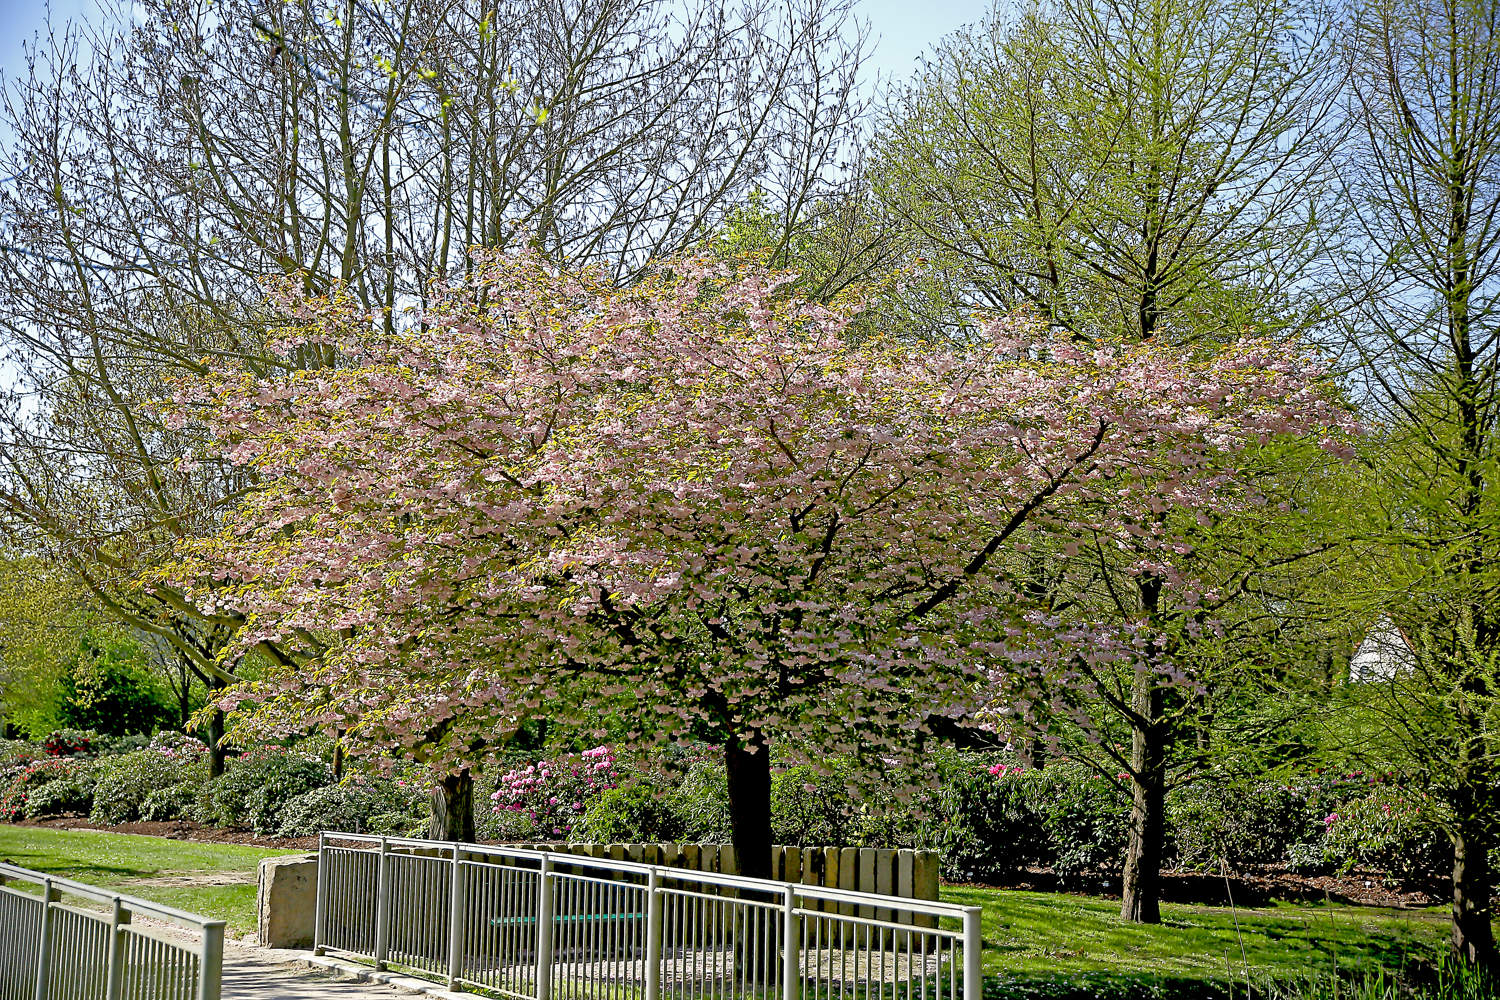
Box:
313 834 328 956
104 897 126 1000
447 848 464 989
960 909 980 1000
374 838 391 970
32 877 56 1000
781 885 797 1000
535 856 554 1000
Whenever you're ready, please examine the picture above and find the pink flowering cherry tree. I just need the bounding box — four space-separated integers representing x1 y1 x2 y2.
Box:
160 251 1349 863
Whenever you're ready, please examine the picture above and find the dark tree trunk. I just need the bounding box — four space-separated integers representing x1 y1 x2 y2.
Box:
207 708 226 778
430 769 476 842
1451 814 1496 968
725 733 772 881
1120 669 1168 924
332 734 344 781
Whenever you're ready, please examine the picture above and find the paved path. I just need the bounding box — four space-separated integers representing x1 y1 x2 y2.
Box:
220 942 436 1000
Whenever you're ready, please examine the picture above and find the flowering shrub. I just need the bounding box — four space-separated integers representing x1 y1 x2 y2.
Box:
42 730 94 757
490 746 620 839
194 749 331 833
92 748 206 824
1168 774 1318 870
1320 785 1450 882
0 758 96 820
275 777 425 837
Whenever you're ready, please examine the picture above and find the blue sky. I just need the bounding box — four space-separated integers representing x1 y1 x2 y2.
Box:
0 0 984 91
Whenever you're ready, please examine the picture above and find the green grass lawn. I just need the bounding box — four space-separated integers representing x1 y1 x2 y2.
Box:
0 824 302 935
944 885 1452 998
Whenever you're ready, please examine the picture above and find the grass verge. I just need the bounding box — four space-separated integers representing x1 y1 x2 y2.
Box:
0 823 302 935
945 885 1452 998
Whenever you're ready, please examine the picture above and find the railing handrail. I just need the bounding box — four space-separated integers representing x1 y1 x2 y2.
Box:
0 860 227 932
320 831 973 920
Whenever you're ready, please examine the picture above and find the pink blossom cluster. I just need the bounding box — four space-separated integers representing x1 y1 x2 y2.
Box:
490 746 619 837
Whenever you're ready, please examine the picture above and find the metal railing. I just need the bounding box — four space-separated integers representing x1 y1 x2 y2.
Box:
0 862 224 1000
315 833 982 1000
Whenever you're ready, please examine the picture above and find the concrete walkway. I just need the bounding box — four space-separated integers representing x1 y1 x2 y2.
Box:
222 941 451 1000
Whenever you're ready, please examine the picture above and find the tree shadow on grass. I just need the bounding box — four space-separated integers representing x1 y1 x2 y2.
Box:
984 972 1233 1000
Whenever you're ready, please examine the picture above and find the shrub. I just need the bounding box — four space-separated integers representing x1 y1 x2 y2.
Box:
770 761 861 847
576 782 688 843
41 729 95 758
1168 774 1317 870
140 783 200 822
1321 785 1451 882
0 758 95 820
1025 762 1130 877
490 746 620 840
196 750 331 833
927 761 1047 882
92 748 206 824
276 779 424 837
671 757 734 843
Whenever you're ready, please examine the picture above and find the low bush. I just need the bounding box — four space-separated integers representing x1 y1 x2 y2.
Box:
669 756 734 843
1168 774 1318 871
140 782 200 822
489 746 620 840
196 750 331 833
276 778 425 837
769 760 865 847
1320 784 1451 883
0 757 95 820
92 748 205 824
576 782 689 843
927 761 1047 882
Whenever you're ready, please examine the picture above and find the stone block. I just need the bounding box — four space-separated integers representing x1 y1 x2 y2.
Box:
258 853 319 950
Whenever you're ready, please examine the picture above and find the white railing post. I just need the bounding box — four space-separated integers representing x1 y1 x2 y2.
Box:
446 846 464 989
374 837 391 970
198 922 225 1000
781 884 799 1000
962 906 982 1000
643 868 663 1000
33 877 57 1000
534 856 554 1000
105 896 129 1000
313 833 328 956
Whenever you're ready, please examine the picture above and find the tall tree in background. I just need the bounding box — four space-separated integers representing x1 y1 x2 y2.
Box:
875 0 1346 921
1338 0 1500 968
0 0 866 800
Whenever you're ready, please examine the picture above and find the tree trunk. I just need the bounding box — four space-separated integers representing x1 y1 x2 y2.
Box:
724 733 772 881
207 708 226 778
429 769 476 842
1451 815 1497 968
1120 671 1168 923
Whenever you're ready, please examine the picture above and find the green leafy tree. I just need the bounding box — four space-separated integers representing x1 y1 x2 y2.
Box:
1332 0 1500 968
874 0 1346 922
